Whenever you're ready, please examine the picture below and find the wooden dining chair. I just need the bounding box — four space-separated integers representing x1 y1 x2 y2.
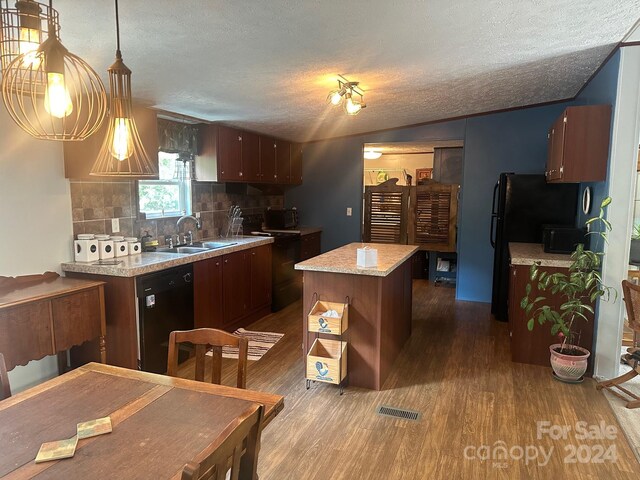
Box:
596 280 640 408
167 328 249 389
181 403 263 480
0 353 12 401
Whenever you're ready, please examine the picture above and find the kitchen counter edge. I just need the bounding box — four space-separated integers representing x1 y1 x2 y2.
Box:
61 236 274 278
295 242 418 277
509 242 573 268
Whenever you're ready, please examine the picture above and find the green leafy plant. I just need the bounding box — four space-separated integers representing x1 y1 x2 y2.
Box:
520 197 616 353
632 222 640 240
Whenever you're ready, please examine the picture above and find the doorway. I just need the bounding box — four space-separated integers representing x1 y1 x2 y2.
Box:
361 140 464 289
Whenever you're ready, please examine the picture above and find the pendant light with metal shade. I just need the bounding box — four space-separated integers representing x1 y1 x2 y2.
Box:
0 0 57 72
0 0 107 140
90 0 157 177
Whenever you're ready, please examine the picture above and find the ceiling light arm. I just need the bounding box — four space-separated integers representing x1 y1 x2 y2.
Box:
114 0 121 56
327 74 366 114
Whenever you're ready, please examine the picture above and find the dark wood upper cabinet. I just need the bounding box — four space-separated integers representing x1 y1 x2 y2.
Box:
545 105 611 183
196 125 301 185
242 130 260 183
63 106 159 179
259 136 277 184
290 143 303 185
275 139 291 184
219 125 243 181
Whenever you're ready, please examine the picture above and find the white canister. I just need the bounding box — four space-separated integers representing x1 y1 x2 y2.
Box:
74 239 99 262
98 239 115 259
114 240 129 257
125 237 141 255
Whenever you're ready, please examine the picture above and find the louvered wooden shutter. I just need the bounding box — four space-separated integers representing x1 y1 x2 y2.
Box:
409 183 459 252
363 185 409 244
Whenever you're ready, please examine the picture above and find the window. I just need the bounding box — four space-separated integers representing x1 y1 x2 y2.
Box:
138 152 191 218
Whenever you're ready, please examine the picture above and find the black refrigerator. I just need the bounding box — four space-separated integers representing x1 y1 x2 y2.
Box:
490 173 578 322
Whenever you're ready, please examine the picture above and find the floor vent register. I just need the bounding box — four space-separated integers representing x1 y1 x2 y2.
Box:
375 405 421 422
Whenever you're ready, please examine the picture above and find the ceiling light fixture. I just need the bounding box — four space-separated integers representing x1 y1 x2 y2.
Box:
0 0 57 73
363 149 382 160
0 0 107 140
90 0 157 177
327 75 366 115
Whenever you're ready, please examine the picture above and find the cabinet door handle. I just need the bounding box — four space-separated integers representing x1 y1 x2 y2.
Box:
239 171 243 177
224 259 228 264
215 262 220 266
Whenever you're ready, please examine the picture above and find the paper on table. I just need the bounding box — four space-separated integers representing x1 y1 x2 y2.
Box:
35 436 78 463
77 417 112 439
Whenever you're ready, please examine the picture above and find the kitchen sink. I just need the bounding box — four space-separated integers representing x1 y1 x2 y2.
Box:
155 246 210 254
155 242 238 254
198 241 238 249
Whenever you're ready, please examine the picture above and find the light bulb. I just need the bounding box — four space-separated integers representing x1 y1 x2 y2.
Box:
44 72 73 118
16 0 42 68
110 118 133 161
18 27 40 67
345 96 362 115
327 90 343 106
364 150 382 160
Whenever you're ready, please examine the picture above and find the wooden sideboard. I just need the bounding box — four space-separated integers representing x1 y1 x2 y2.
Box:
0 272 106 372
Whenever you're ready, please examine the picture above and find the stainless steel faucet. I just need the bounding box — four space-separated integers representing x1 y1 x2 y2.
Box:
177 215 201 231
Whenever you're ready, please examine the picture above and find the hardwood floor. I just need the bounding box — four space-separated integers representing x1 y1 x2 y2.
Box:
178 280 639 479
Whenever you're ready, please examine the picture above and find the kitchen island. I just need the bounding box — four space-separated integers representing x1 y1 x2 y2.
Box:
295 242 418 390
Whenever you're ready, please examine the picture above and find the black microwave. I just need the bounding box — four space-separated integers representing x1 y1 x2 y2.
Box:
542 225 589 254
264 208 298 230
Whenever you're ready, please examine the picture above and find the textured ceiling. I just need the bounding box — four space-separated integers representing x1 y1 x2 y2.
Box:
50 1 640 142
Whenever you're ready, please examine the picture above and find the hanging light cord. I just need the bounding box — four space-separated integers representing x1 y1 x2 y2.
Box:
114 0 121 58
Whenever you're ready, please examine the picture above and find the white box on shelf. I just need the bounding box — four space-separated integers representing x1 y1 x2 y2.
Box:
74 240 99 262
98 240 114 260
114 241 129 257
357 246 378 268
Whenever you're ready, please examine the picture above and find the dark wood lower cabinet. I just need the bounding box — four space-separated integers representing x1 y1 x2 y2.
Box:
300 232 321 261
250 244 272 310
194 245 272 332
508 264 595 375
223 250 251 327
194 257 223 329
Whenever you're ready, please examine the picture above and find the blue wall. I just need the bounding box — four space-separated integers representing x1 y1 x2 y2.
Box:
458 104 572 301
286 51 621 303
286 119 466 252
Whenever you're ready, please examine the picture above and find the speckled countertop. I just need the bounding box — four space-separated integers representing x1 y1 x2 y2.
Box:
295 242 418 277
262 226 322 235
61 236 273 278
509 242 573 268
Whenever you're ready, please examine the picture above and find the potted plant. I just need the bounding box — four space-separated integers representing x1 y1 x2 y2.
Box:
520 197 616 382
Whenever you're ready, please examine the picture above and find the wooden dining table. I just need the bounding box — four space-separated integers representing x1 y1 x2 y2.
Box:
0 362 284 479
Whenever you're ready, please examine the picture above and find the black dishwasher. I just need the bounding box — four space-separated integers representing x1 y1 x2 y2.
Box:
137 264 194 374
